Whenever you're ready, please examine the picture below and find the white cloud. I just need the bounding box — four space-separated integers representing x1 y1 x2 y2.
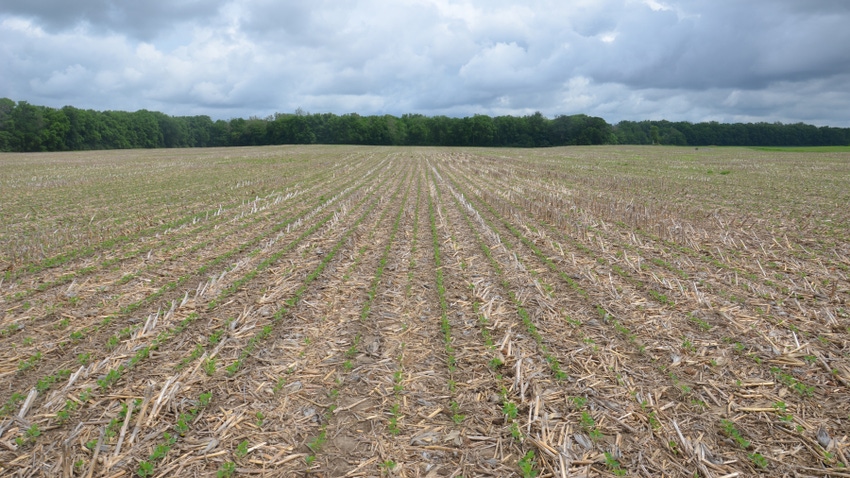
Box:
2 16 45 37
30 64 90 96
459 42 534 87
644 0 672 12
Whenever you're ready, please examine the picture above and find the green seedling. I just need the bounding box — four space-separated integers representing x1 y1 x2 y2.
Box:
720 419 750 449
518 450 539 478
749 452 768 469
175 413 191 436
235 439 249 458
217 462 237 478
307 429 327 453
581 411 603 440
202 357 216 375
106 336 119 350
488 357 504 369
388 403 401 435
137 461 155 477
77 352 91 366
208 329 224 345
450 400 465 424
510 421 523 440
503 401 518 420
569 396 588 409
604 452 626 476
393 370 404 393
647 411 661 430
198 391 213 408
97 367 122 389
18 351 42 371
668 440 679 454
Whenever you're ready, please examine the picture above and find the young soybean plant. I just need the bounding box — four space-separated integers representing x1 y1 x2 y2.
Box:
518 450 539 478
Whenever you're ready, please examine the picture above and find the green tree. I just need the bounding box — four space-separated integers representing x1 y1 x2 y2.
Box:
401 114 430 145
12 101 45 151
650 125 661 144
40 108 70 150
0 98 18 151
470 114 496 146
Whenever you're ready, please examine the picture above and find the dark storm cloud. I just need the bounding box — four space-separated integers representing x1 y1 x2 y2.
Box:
1 0 229 40
1 0 849 126
579 1 850 90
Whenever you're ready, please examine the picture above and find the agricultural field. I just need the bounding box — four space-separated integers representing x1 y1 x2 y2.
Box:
0 145 848 477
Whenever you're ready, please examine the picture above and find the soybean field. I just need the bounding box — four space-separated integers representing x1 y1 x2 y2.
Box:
1 145 848 477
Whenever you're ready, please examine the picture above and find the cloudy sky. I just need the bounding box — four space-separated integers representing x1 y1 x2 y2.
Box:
2 0 850 125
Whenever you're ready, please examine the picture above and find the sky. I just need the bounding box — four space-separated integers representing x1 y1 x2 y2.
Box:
2 0 850 126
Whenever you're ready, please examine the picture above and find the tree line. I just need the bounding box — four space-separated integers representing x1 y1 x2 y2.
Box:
1 98 848 152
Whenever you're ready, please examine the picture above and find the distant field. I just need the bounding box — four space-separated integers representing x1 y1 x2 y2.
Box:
751 145 850 152
0 145 848 477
